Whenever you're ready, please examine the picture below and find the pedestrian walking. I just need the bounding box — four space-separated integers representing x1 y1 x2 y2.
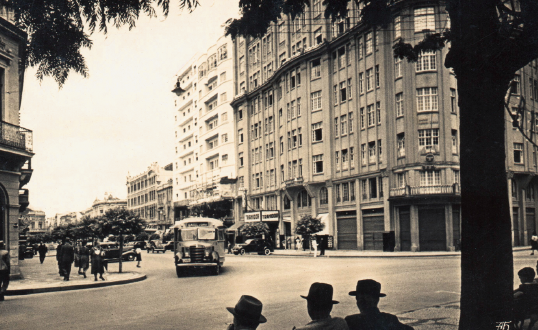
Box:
37 241 48 264
56 241 64 276
296 237 301 251
319 236 326 256
136 246 142 268
345 280 414 330
293 282 349 330
225 295 267 330
531 231 538 255
78 241 90 278
91 243 105 281
60 239 75 281
311 236 318 257
0 242 10 301
74 241 81 272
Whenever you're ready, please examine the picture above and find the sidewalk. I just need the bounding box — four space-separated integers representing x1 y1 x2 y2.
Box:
265 246 530 258
397 302 460 330
6 252 146 295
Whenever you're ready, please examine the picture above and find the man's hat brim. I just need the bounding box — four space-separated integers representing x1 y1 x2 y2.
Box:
226 307 267 323
300 295 339 304
348 291 386 297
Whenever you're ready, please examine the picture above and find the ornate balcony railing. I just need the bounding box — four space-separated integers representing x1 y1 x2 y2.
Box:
0 121 33 152
390 184 460 197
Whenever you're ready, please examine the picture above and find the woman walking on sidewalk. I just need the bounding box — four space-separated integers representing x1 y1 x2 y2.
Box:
78 241 90 278
90 243 105 281
135 247 142 268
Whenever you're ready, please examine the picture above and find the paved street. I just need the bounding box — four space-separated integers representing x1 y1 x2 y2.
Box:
0 250 535 329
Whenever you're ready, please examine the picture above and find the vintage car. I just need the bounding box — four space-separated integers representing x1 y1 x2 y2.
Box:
232 238 273 256
99 242 137 262
148 240 167 253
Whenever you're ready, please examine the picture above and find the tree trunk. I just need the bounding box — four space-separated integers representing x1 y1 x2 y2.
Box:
457 70 514 329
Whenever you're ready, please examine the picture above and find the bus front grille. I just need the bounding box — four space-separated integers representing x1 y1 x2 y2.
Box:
190 246 205 262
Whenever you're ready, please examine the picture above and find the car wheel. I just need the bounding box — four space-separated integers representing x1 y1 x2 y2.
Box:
263 248 271 256
128 254 135 261
151 248 155 253
162 250 166 253
240 249 246 255
213 265 220 276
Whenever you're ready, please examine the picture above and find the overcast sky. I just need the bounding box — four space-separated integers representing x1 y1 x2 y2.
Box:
19 0 239 217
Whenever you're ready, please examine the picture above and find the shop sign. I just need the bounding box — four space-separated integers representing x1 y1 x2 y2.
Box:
244 210 280 222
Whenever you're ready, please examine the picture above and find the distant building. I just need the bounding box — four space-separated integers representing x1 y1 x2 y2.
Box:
20 208 46 237
0 10 34 276
126 162 173 232
157 176 174 230
172 35 236 222
86 193 127 218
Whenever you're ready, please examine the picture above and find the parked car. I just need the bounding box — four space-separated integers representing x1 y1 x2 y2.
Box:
164 241 174 251
99 242 137 261
232 238 273 256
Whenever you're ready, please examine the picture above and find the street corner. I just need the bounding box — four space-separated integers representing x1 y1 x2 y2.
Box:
397 304 460 330
6 271 147 296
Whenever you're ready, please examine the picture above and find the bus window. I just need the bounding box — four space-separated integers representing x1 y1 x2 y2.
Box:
198 228 216 240
179 229 197 241
218 229 224 241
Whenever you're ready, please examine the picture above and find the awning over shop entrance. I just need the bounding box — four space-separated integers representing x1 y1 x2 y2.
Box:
225 221 244 233
316 213 330 235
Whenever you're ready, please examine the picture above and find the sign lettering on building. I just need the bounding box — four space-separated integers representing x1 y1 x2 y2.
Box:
244 210 280 222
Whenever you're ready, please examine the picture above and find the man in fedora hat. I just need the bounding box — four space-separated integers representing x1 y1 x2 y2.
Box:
293 282 349 330
226 295 267 329
345 279 413 330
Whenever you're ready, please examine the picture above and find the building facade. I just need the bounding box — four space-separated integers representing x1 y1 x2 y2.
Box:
127 162 173 232
0 10 33 275
157 178 174 228
172 36 236 222
21 208 46 237
230 0 461 251
86 193 127 218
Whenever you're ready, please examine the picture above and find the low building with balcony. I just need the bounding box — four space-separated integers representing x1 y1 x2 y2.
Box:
20 208 46 237
0 11 33 276
86 193 127 218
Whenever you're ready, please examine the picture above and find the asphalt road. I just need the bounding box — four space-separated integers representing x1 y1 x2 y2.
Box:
0 250 535 329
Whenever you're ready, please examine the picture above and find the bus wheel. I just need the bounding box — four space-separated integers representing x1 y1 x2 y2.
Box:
240 249 246 255
263 248 271 256
213 265 220 276
176 267 183 277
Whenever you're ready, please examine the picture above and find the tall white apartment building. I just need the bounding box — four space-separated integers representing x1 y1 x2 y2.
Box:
172 36 236 221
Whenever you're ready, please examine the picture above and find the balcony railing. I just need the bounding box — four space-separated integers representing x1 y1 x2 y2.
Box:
0 121 33 152
390 184 460 197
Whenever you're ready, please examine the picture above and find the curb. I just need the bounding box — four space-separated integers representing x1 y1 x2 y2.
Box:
267 253 461 258
6 273 147 296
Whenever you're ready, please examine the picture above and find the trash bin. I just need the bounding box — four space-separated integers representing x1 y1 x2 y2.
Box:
382 231 395 252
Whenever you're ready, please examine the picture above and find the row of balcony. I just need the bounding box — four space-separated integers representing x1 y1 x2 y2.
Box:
1 121 33 152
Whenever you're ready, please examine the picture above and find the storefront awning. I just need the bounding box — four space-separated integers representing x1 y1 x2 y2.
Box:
316 213 330 235
225 221 244 232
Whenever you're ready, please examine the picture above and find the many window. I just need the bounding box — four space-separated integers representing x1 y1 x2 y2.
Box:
414 7 435 31
420 170 441 186
366 68 373 91
340 81 347 102
360 107 365 129
375 65 380 87
367 104 375 127
397 133 405 157
368 141 376 163
395 57 402 78
416 87 438 112
396 93 404 117
452 130 458 154
416 50 436 72
394 16 401 39
312 58 321 78
376 102 381 124
450 89 457 113
311 91 322 111
313 155 324 174
361 144 366 165
511 74 521 95
312 122 323 142
418 129 439 151
359 72 364 94
341 114 348 135
365 32 373 55
514 143 524 163
349 112 354 133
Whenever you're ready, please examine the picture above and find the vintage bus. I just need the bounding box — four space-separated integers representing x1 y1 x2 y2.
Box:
171 217 226 276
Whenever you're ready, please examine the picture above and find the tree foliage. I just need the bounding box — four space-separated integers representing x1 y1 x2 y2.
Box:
294 215 324 236
2 0 199 86
100 208 146 237
239 222 269 238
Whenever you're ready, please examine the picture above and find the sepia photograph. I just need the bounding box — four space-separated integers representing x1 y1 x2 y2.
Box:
0 0 536 329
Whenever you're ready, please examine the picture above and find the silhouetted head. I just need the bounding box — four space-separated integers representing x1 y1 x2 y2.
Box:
349 280 386 312
519 267 536 283
227 295 266 329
